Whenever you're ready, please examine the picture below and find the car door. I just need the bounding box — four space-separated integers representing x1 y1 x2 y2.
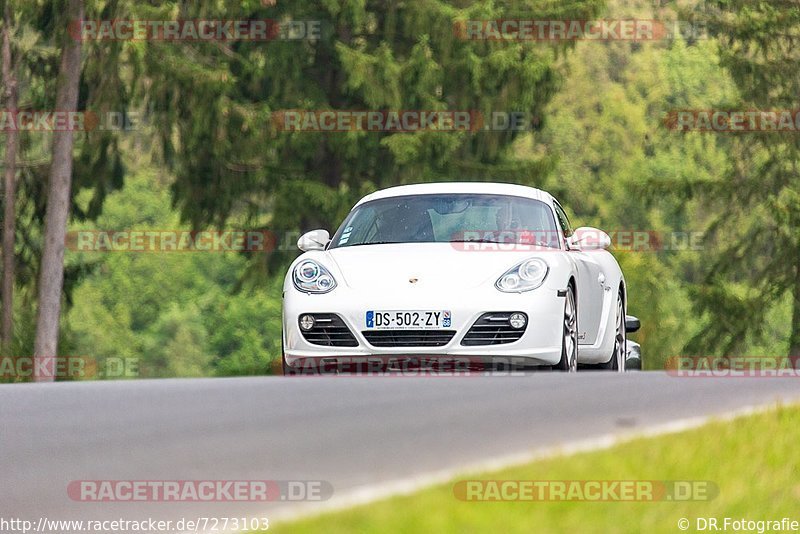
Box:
553 202 605 346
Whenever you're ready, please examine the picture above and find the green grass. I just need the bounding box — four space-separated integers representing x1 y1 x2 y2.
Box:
271 404 800 533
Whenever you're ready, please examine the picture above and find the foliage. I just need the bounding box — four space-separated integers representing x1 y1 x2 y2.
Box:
65 165 283 377
516 9 738 367
2 0 799 376
680 0 800 357
270 405 800 533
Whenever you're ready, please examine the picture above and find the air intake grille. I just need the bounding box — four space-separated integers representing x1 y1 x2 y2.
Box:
461 312 526 346
300 313 358 347
362 330 456 347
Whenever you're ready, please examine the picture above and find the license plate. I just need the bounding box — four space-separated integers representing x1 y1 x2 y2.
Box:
365 310 451 330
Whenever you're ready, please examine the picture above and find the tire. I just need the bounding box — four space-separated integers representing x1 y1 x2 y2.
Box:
597 290 626 371
553 284 578 372
280 338 291 376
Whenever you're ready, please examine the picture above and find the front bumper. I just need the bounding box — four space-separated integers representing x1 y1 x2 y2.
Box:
282 285 565 367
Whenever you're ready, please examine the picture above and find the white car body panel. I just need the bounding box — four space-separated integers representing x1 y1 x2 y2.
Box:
282 182 625 368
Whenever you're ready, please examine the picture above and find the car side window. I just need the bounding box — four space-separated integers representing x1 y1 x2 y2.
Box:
553 202 574 238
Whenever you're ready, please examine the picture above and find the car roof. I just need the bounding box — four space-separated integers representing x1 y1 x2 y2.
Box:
354 182 555 207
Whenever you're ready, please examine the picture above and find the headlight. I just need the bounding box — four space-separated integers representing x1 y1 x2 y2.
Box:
496 258 549 292
293 260 337 293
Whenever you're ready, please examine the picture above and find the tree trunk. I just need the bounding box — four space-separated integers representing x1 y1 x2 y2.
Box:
1 3 18 356
789 259 800 358
33 0 83 381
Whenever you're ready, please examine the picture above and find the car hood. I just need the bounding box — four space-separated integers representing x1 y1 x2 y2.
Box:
324 242 550 291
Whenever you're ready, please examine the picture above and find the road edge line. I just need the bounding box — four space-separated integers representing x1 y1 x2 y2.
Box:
265 399 790 525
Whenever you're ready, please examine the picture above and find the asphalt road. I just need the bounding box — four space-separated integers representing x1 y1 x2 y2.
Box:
1 373 798 531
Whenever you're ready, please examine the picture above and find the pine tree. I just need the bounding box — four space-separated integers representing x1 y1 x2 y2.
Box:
683 0 800 357
140 0 604 241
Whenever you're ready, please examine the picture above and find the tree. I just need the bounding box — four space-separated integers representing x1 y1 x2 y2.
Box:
1 0 18 354
64 164 285 378
525 22 737 368
139 0 603 249
682 0 800 357
0 0 124 367
32 0 82 380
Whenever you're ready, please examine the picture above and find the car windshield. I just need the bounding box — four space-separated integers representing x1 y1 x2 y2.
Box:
329 193 560 249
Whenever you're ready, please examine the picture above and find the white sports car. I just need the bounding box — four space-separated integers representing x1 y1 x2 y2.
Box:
282 182 630 373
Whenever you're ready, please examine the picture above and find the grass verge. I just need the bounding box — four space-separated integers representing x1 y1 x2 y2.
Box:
271 404 799 533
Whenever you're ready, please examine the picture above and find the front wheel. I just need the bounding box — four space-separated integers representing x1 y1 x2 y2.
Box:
597 290 626 371
553 285 578 372
280 338 291 376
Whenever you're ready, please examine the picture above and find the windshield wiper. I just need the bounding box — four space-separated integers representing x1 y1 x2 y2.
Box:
347 240 404 246
450 239 557 248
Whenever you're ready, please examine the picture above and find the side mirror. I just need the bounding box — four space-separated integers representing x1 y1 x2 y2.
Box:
625 315 641 333
569 227 611 250
297 229 330 252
